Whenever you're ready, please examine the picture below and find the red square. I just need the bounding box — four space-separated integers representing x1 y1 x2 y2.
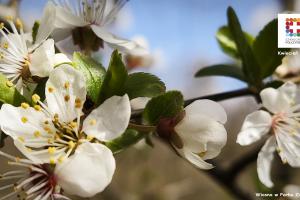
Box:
290 29 294 33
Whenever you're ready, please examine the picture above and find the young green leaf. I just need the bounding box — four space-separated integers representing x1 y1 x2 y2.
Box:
105 129 144 154
216 26 254 59
227 7 262 87
143 91 184 125
98 50 128 104
32 21 40 44
195 64 246 82
73 52 106 103
124 72 166 99
253 19 286 78
0 74 27 106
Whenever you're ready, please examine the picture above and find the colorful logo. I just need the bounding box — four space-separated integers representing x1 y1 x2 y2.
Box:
285 18 300 37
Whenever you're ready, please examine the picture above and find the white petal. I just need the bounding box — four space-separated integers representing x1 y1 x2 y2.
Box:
184 100 227 124
30 39 55 77
83 95 131 141
130 97 150 110
53 53 71 67
175 114 227 160
35 2 56 46
177 147 214 170
278 82 297 100
0 104 48 141
260 87 292 113
91 25 148 54
257 136 276 188
237 111 272 146
55 142 115 198
54 4 87 29
46 64 86 122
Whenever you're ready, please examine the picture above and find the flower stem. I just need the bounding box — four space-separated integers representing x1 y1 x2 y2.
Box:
184 87 259 106
128 123 156 133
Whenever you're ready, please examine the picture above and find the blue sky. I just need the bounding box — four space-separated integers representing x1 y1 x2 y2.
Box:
20 0 282 98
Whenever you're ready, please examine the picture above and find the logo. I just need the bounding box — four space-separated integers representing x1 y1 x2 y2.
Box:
278 14 300 48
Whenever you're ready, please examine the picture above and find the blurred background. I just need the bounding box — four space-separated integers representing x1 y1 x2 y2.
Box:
0 0 299 199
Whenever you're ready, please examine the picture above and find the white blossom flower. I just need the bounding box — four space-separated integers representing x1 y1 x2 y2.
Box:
159 100 227 170
0 16 69 95
0 64 129 197
0 151 70 200
42 0 146 54
276 49 300 82
236 82 300 188
55 142 115 198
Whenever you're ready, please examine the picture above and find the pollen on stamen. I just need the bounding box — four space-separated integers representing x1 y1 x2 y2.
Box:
58 156 65 163
64 81 70 89
68 141 75 149
75 98 82 108
50 157 56 165
48 87 55 93
0 22 4 29
198 151 207 158
5 16 13 21
32 94 40 103
3 42 8 49
21 117 28 123
64 95 70 102
87 135 94 141
70 122 77 128
15 18 23 29
18 137 25 143
34 105 42 111
89 119 96 126
48 147 56 155
276 147 282 153
33 131 41 138
21 102 30 109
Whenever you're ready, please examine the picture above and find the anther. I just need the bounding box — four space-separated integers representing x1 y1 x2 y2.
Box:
21 103 30 109
32 94 40 103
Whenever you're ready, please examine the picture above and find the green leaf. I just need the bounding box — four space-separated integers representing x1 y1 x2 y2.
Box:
253 19 287 78
98 50 128 104
124 72 166 99
143 91 184 125
195 64 246 82
105 129 144 153
32 21 40 44
0 74 27 106
216 26 254 59
227 7 262 87
264 80 284 89
73 52 106 103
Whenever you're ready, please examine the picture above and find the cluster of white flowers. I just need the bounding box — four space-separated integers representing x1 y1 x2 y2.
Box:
0 0 230 199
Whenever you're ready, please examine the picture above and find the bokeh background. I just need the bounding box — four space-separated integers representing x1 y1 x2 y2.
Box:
0 0 299 199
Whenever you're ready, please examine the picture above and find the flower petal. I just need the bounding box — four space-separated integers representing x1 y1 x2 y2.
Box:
53 53 71 66
260 87 292 113
46 64 86 122
257 136 276 188
237 111 272 146
278 82 297 101
184 100 227 124
83 95 131 141
53 4 87 29
35 2 56 46
0 104 49 142
30 39 55 77
55 142 115 198
175 114 227 160
177 147 214 170
91 25 148 54
130 97 150 110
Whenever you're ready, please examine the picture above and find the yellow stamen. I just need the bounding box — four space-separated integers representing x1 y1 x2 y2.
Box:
33 131 41 138
32 94 40 103
15 18 23 29
5 16 13 21
21 103 30 109
34 105 42 111
87 135 94 141
18 137 25 143
68 141 75 149
48 147 56 155
64 82 70 89
58 156 65 163
64 95 70 102
89 119 96 126
75 98 82 108
70 122 77 128
21 117 28 123
50 158 56 165
0 23 4 29
3 42 8 49
48 87 54 93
